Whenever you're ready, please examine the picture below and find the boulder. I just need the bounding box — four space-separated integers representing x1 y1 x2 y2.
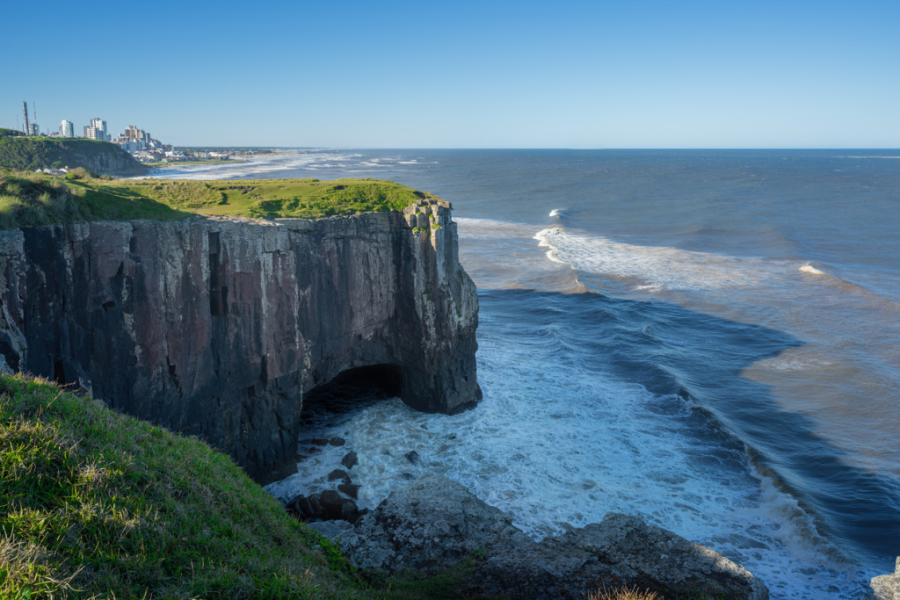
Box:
867 557 900 600
327 469 350 482
286 490 360 523
328 475 523 571
311 475 768 600
338 482 360 499
341 451 359 470
468 513 768 600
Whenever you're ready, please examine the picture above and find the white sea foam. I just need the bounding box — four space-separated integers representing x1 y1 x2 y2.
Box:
800 262 827 275
549 208 565 217
267 311 871 599
534 227 778 292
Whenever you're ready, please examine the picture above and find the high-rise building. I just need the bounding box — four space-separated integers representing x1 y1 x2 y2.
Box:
59 120 74 137
83 118 110 141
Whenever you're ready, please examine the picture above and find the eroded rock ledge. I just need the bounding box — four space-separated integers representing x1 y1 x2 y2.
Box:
0 200 480 481
311 476 769 600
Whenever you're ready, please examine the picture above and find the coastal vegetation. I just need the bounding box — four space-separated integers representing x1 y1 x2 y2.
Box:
0 371 369 599
0 167 436 229
0 135 147 175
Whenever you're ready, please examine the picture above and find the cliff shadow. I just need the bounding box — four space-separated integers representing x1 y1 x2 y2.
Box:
477 287 900 567
301 364 404 424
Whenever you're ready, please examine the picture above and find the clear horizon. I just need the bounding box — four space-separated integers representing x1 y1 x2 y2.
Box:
3 0 898 148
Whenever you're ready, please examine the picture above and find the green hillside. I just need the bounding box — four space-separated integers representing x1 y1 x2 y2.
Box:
0 135 148 175
0 371 371 599
0 168 436 230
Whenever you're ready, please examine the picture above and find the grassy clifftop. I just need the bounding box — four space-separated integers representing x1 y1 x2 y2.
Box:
0 135 148 175
0 168 438 230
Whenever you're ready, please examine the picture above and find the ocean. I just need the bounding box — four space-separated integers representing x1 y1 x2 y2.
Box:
149 149 900 598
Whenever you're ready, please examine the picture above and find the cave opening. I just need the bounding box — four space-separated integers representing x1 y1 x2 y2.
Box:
301 364 403 424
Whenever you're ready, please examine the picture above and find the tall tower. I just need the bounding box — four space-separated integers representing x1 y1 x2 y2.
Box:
22 102 29 135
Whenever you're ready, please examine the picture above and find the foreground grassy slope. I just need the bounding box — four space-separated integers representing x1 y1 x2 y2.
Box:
0 372 371 599
0 168 435 230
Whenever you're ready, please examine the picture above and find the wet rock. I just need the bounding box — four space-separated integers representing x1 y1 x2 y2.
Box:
328 475 523 572
401 472 416 480
405 450 420 464
468 513 769 600
320 490 358 521
311 475 768 600
310 438 330 446
867 557 900 600
341 451 359 470
329 437 346 446
338 482 361 499
327 469 350 482
286 490 359 523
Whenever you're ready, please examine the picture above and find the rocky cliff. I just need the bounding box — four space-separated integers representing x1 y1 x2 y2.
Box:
0 199 480 481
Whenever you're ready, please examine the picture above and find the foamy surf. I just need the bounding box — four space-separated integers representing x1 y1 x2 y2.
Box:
800 262 827 275
267 298 873 599
533 226 776 292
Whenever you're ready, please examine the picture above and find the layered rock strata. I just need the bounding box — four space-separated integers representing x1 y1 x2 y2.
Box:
311 475 769 600
0 200 480 481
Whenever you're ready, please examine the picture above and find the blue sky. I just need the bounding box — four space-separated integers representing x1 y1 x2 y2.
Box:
2 0 898 148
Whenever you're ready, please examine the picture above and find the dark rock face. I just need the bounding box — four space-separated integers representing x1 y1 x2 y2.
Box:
310 476 768 600
0 200 480 482
341 452 359 470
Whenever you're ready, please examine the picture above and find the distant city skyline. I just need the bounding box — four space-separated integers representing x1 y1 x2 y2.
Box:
2 0 898 148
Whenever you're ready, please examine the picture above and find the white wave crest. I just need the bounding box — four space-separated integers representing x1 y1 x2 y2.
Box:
800 263 827 275
533 227 776 292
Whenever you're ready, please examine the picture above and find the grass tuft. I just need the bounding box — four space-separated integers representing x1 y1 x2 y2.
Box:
588 585 663 600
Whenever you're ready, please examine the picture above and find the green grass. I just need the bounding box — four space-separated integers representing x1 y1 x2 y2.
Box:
0 169 190 229
0 168 437 229
0 372 377 599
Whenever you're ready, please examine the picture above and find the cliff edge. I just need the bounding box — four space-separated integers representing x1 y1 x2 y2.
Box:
0 198 480 481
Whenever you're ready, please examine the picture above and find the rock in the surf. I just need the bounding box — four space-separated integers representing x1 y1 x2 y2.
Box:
341 451 358 469
286 490 359 522
338 482 360 499
866 557 900 600
327 469 350 482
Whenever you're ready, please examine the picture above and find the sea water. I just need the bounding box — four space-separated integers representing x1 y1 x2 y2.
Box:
151 150 900 598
